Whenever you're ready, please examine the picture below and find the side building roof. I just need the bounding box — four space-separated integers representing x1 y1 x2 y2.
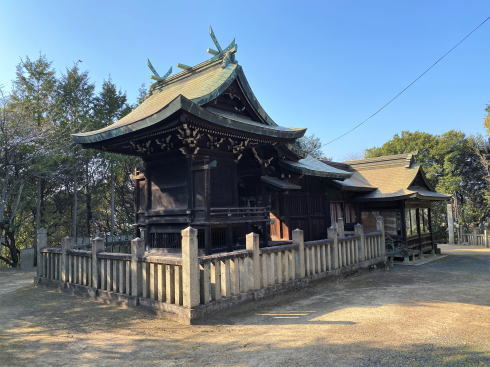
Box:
323 153 450 201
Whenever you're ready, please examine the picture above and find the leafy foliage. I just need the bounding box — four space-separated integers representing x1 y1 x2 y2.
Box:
298 134 325 159
366 130 490 228
0 56 141 267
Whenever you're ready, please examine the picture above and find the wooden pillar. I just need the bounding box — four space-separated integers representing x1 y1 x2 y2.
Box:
416 208 422 257
428 207 435 254
204 227 211 255
226 226 233 252
145 163 152 250
181 227 200 308
376 216 385 257
400 201 407 252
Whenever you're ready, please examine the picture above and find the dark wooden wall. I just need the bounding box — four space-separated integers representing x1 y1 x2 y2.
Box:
270 176 330 242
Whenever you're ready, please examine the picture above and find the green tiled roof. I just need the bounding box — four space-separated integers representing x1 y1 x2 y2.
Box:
71 54 308 145
280 155 352 179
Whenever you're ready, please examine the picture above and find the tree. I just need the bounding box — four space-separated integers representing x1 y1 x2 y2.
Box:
9 55 57 265
52 64 96 239
0 56 141 268
366 130 489 228
298 134 324 159
0 90 46 267
92 79 139 237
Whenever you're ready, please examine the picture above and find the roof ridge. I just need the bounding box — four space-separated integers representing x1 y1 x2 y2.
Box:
345 152 416 167
150 57 226 94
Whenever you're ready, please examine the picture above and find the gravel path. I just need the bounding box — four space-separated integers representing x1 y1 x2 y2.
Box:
0 245 489 367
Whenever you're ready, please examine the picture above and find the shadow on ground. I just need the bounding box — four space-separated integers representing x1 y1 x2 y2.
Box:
0 247 489 366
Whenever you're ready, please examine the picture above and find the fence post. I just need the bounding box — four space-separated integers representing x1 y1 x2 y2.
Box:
91 237 104 288
354 223 365 262
61 236 74 283
246 232 261 290
485 226 489 248
35 228 47 278
376 216 385 257
328 226 339 269
131 237 144 298
292 229 305 278
36 228 47 278
337 218 345 238
447 203 455 245
181 227 200 308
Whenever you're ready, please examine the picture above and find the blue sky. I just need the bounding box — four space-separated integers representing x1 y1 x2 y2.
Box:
1 1 489 160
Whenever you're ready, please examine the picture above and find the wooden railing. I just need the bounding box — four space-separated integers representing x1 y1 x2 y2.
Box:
37 234 185 312
461 232 489 247
197 219 386 308
35 216 387 324
209 207 269 220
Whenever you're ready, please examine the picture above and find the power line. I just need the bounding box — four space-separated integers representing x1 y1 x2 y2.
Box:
325 16 490 146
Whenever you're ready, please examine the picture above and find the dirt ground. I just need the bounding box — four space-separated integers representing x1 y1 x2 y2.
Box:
0 245 489 367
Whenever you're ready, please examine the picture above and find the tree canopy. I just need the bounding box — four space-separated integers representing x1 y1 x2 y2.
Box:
365 130 489 228
0 56 142 267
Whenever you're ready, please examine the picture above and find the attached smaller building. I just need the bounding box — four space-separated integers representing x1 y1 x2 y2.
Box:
325 153 450 259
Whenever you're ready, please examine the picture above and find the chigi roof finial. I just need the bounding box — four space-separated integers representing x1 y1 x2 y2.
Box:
207 26 237 67
147 27 238 85
147 59 172 81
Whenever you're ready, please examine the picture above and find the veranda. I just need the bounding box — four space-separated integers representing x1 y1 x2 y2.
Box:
35 217 387 324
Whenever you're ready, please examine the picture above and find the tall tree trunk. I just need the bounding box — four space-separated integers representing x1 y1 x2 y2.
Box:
0 230 19 268
85 162 92 238
72 173 78 241
34 179 42 266
111 163 115 238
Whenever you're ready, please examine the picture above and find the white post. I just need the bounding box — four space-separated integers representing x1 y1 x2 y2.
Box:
246 232 261 290
91 237 104 288
354 223 365 262
131 237 144 297
337 218 345 238
485 224 489 248
61 236 74 282
181 227 200 308
447 203 455 245
292 229 305 278
36 228 47 278
328 226 339 269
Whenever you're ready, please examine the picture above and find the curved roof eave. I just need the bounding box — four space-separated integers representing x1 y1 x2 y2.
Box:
72 95 306 145
72 61 305 145
280 155 352 179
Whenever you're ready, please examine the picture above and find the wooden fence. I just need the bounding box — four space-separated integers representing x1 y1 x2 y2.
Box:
35 217 387 324
460 231 489 247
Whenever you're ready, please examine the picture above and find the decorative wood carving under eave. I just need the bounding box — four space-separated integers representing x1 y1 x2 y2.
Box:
119 120 292 162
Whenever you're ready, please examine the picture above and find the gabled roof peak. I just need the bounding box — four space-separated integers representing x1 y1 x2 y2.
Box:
147 26 237 94
345 152 417 170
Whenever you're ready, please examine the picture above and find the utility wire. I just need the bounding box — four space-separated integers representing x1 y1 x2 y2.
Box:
325 16 490 146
